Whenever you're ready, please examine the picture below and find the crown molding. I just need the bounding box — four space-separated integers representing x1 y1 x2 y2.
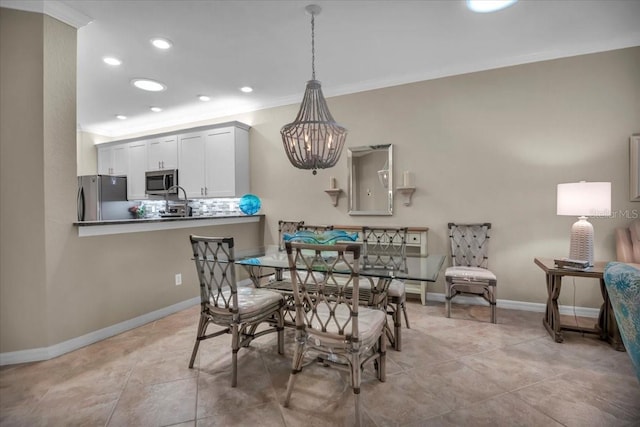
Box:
0 0 92 28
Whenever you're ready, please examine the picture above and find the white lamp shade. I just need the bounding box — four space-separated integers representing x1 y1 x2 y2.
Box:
557 182 611 217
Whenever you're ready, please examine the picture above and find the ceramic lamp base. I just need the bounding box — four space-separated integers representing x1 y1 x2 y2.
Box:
569 216 594 266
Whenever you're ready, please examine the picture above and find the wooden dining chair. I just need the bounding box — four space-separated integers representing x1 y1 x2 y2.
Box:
445 223 497 323
278 220 305 251
283 241 386 427
188 235 285 387
362 226 409 351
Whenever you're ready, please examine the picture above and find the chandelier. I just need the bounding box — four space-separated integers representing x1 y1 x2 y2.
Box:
281 4 347 175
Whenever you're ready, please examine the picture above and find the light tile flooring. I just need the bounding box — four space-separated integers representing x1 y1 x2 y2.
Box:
1 301 639 426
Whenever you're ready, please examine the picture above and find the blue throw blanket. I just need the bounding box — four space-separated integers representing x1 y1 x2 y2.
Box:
603 262 640 382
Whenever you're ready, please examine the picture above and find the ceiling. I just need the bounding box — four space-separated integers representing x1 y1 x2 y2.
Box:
6 0 640 138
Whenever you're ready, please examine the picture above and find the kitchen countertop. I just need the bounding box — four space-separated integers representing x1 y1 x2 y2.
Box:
74 214 263 237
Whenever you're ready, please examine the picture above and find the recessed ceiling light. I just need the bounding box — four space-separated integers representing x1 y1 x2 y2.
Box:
240 86 253 93
116 115 127 120
466 0 517 13
150 106 162 112
151 38 173 49
103 56 122 66
131 78 166 92
198 95 211 102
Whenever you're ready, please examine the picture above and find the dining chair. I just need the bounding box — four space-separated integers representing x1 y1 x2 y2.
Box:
283 241 387 427
362 226 409 351
188 235 285 387
445 223 497 323
278 220 305 251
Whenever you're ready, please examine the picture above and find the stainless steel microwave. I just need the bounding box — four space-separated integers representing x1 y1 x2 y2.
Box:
145 169 178 195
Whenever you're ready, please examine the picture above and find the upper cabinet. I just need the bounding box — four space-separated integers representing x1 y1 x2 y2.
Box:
96 121 250 199
147 135 177 171
179 124 249 198
127 141 148 200
97 144 128 176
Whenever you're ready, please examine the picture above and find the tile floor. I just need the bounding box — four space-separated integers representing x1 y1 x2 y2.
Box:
1 301 639 427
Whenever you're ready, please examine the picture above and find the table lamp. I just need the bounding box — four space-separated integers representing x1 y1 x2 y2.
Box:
557 181 611 266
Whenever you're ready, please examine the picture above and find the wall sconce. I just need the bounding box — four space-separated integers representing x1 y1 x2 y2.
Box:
397 170 416 206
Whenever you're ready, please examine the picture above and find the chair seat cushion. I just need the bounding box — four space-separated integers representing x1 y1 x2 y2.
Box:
209 287 283 318
306 305 386 350
387 279 405 298
445 266 496 282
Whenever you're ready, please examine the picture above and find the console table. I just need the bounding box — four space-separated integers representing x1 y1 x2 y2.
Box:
534 257 624 351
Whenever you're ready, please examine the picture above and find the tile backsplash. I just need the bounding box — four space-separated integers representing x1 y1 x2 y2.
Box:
131 198 242 218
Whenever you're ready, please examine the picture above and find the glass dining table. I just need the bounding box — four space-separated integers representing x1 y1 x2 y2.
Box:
234 245 446 325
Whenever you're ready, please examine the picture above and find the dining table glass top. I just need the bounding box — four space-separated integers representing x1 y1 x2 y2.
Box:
234 245 446 283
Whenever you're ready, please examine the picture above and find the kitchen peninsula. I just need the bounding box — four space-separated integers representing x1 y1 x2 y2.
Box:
74 214 263 237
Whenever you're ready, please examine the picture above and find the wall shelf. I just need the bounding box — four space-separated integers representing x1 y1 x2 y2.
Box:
324 189 343 206
396 187 416 206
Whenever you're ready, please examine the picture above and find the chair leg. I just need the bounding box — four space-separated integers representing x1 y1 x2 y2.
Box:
393 306 402 352
277 308 285 355
445 281 452 318
283 336 305 407
489 284 497 324
379 331 386 383
353 390 361 427
189 313 208 369
231 323 239 387
351 353 362 427
401 300 410 329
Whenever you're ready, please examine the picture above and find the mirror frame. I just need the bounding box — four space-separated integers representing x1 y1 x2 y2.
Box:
347 144 393 216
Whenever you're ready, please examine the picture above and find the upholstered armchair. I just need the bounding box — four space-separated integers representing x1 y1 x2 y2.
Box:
615 219 640 263
609 219 640 382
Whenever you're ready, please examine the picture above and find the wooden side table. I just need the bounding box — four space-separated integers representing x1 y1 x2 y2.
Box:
534 257 625 351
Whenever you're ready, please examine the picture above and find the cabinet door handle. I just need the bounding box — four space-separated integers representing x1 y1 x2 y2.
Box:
201 188 204 196
205 187 208 195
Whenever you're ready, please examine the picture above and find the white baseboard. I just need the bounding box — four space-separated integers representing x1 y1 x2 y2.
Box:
0 297 200 366
1 292 600 366
424 292 600 318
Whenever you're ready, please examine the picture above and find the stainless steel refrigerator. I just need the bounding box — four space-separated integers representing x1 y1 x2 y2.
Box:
77 175 130 221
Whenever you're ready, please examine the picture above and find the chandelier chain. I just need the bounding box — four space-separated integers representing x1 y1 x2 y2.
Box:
280 4 347 174
311 12 315 80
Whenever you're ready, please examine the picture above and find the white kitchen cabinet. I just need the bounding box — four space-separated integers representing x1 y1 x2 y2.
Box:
127 141 148 200
98 144 128 176
178 132 206 198
147 135 177 171
178 125 249 198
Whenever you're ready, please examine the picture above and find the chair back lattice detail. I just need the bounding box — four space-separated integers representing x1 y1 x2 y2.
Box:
190 236 238 317
448 223 491 269
286 242 362 345
362 227 408 272
278 220 305 251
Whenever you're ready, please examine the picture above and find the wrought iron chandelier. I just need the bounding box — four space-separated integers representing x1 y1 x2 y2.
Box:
281 4 347 175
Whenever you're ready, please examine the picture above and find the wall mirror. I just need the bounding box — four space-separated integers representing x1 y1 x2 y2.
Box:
348 144 393 216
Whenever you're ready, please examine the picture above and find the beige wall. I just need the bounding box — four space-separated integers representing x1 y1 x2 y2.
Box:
0 9 264 355
1 5 638 356
132 47 640 309
76 130 111 175
0 8 48 352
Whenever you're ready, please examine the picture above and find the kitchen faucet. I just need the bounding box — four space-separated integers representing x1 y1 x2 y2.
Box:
165 185 189 213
